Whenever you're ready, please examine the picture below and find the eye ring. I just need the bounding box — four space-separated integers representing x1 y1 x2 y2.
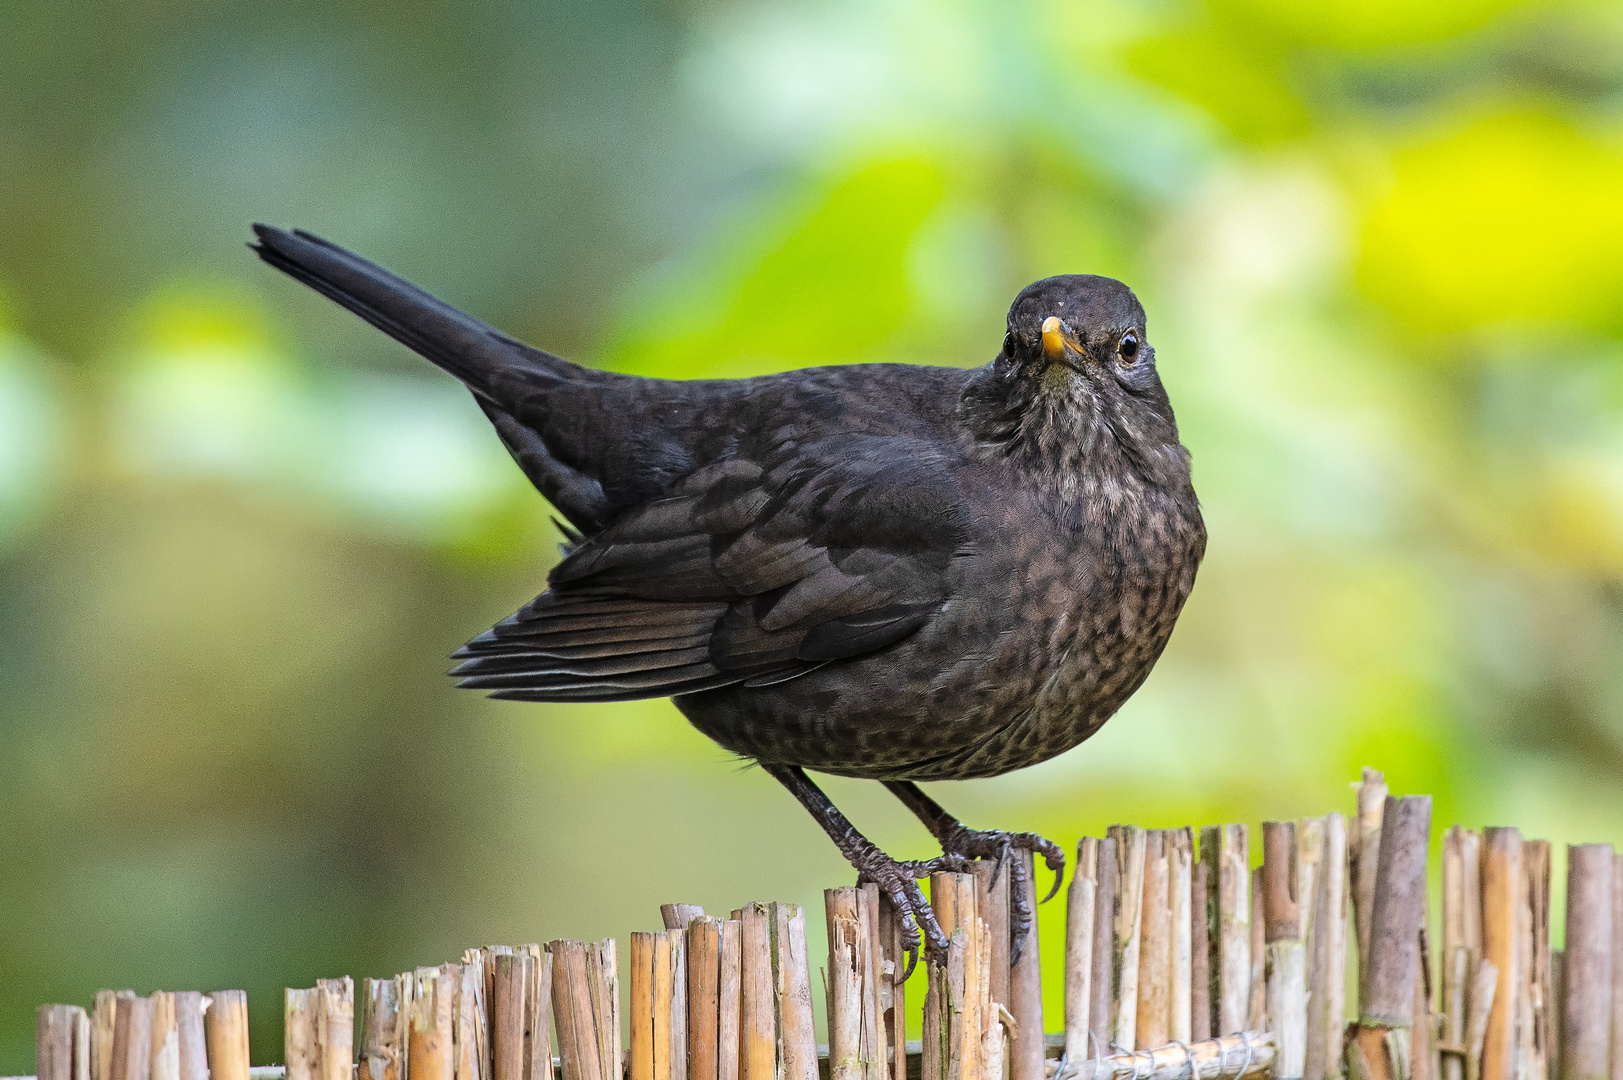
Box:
1117 330 1140 365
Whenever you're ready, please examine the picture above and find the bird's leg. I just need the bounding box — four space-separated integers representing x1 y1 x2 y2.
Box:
882 780 1066 964
761 763 953 976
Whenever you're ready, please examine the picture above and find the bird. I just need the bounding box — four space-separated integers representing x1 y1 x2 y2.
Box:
250 224 1207 972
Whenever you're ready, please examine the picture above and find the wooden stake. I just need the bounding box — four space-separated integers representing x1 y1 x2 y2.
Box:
1201 824 1251 1038
1091 836 1120 1053
1191 858 1212 1045
150 994 178 1080
1010 849 1043 1080
1482 829 1524 1080
1170 829 1194 1046
1353 769 1390 978
1067 838 1101 1063
203 992 249 1080
717 920 743 1080
1109 825 1147 1050
1562 845 1613 1080
286 991 320 1080
1138 831 1172 1050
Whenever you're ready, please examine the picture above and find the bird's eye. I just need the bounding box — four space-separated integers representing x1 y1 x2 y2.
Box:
1118 331 1140 364
1002 332 1015 355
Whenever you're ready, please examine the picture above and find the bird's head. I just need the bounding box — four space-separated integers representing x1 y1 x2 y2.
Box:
962 274 1188 491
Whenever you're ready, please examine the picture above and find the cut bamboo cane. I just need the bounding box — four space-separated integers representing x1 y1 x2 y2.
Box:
204 991 248 1080
689 918 723 1080
39 1006 87 1080
1297 819 1325 976
1306 814 1349 1080
929 873 982 1080
493 956 529 1080
456 962 487 1080
524 945 553 1080
411 967 457 1080
654 932 677 1080
664 905 706 929
774 904 818 1080
1353 769 1390 978
1201 824 1251 1039
1067 838 1101 1064
1138 831 1172 1050
1010 849 1043 1080
1109 825 1147 1051
588 940 620 1080
1443 829 1474 1080
660 911 695 1080
550 943 601 1080
362 978 402 1080
119 996 153 1080
92 993 121 1080
717 920 742 1080
630 933 656 1080
1191 858 1212 1045
1263 822 1306 1080
972 861 1011 1025
285 991 320 1080
1526 842 1552 1080
736 906 775 1080
1170 829 1194 1047
78 1007 92 1080
1467 960 1500 1080
172 994 206 1080
1562 845 1612 1080
150 994 178 1080
859 886 887 1080
877 897 906 1080
827 889 866 1080
1054 1029 1277 1080
1611 855 1623 1080
1362 797 1432 1028
316 979 354 1080
1091 837 1120 1053
1248 869 1265 1033
1482 829 1524 1080
1551 953 1565 1080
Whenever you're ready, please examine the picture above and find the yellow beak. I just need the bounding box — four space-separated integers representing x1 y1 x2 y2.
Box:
1041 316 1082 367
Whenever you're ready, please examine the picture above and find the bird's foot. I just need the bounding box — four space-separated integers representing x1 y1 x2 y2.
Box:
850 849 956 979
937 824 1066 963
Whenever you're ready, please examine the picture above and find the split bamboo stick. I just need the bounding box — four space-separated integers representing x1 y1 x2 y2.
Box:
859 886 887 1080
1353 769 1390 977
1170 829 1195 1047
150 994 178 1080
493 955 529 1080
362 977 400 1080
1191 858 1212 1045
1443 830 1477 1080
285 991 320 1080
661 910 697 1080
717 920 742 1080
172 994 206 1080
1010 849 1043 1080
550 943 601 1080
1110 826 1147 1051
1263 822 1306 1080
316 979 354 1080
654 932 677 1080
411 967 457 1080
1562 845 1613 1080
589 941 620 1080
1138 831 1172 1050
92 993 121 1080
455 962 486 1080
972 861 1011 1024
1348 795 1431 1080
1611 855 1623 1080
774 904 818 1080
1091 836 1120 1054
1068 838 1102 1064
1467 960 1500 1080
78 1007 93 1080
736 906 775 1080
689 918 723 1080
203 991 249 1080
1297 819 1325 977
826 890 866 1080
117 995 153 1080
1201 824 1250 1039
1306 813 1348 1080
630 933 656 1080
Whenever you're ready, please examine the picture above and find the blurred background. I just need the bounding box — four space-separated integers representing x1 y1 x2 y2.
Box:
4 0 1623 1070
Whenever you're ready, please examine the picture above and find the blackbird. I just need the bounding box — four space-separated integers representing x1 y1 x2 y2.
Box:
251 224 1206 969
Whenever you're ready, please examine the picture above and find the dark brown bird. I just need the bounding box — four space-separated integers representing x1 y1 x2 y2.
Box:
251 224 1206 970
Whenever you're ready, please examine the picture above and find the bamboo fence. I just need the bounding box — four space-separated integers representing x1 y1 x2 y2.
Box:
19 769 1622 1080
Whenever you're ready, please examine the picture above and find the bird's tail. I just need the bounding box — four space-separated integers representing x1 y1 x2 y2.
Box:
249 224 570 394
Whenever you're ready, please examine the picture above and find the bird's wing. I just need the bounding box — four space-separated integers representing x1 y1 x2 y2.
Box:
450 435 971 702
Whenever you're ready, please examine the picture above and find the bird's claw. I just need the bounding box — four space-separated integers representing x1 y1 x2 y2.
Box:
854 850 953 977
937 825 1067 965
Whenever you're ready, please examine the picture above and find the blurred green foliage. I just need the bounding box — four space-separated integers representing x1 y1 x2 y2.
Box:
3 0 1623 1071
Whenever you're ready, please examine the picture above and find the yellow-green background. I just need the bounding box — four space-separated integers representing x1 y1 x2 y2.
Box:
3 0 1623 1071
